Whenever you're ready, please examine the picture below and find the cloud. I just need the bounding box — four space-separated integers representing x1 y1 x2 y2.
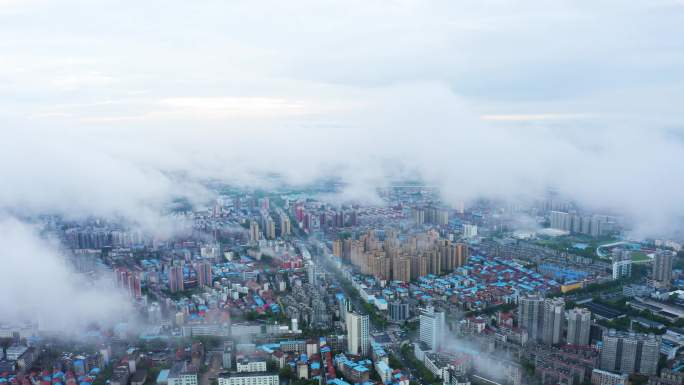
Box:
480 114 594 122
0 0 681 240
1 82 684 239
157 97 315 118
0 217 133 334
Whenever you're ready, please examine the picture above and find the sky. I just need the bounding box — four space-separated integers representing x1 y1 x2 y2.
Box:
1 1 684 328
1 0 683 231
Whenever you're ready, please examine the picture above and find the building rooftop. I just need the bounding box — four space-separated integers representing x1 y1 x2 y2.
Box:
218 372 278 378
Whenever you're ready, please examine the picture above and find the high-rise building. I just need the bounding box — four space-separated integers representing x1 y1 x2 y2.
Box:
389 301 409 322
425 206 437 225
342 238 352 261
542 297 565 345
436 210 449 226
438 240 455 272
351 241 364 268
368 252 391 281
303 213 311 230
222 341 234 370
195 262 212 288
599 330 660 375
566 308 591 346
462 224 478 238
426 250 442 276
362 230 377 252
549 211 572 232
419 306 445 350
264 216 276 239
259 197 269 211
410 253 429 280
639 335 661 376
307 261 317 286
518 295 544 341
412 207 425 226
571 214 582 234
348 209 358 227
333 210 344 228
391 255 411 282
249 221 260 243
588 215 618 238
600 332 620 373
435 240 469 273
424 206 448 226
168 265 184 293
332 239 342 258
279 214 291 237
455 242 469 267
653 251 674 288
337 294 347 325
580 216 592 235
612 251 632 280
346 312 370 356
115 268 142 299
293 204 304 222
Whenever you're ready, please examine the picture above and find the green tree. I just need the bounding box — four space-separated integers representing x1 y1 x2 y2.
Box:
279 366 294 380
389 354 403 369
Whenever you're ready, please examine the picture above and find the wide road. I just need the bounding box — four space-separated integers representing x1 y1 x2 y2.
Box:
310 240 383 333
310 240 430 385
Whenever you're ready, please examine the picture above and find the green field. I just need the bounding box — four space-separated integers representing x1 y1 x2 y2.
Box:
631 251 650 262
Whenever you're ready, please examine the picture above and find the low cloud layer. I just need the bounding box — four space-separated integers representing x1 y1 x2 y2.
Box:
0 1 682 236
2 85 683 238
0 218 133 334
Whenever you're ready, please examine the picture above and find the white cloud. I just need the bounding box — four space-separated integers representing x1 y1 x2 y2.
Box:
0 217 133 334
158 97 318 118
0 0 681 239
480 113 595 122
50 71 116 91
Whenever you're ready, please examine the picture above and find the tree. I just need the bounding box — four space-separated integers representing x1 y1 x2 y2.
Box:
292 380 318 385
399 344 437 384
192 335 223 349
0 337 15 351
92 364 114 385
145 367 163 385
246 310 259 321
389 354 403 369
279 366 294 380
261 254 274 264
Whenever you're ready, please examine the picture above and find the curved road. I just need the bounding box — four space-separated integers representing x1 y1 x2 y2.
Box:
596 241 629 258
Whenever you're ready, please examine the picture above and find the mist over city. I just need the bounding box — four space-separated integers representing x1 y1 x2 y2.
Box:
1 1 684 385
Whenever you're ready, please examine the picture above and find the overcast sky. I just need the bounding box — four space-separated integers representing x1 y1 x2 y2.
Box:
1 0 684 237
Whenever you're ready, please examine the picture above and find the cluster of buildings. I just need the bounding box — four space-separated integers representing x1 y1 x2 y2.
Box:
0 344 111 385
332 230 469 283
549 211 620 238
13 189 684 385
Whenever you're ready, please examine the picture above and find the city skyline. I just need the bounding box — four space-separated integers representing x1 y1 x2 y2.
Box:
0 1 683 238
2 2 684 385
